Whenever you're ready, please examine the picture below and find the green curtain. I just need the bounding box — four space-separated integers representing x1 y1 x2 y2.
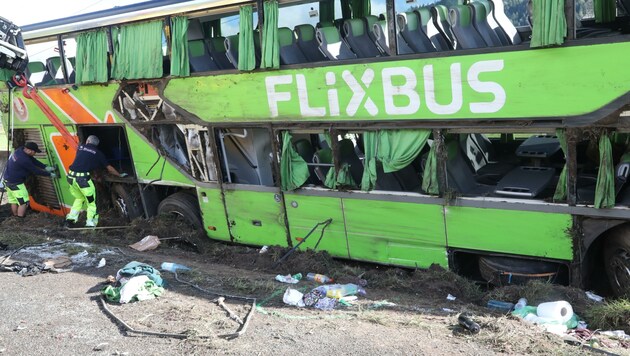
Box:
75 29 108 84
594 133 615 209
594 0 616 23
238 6 256 71
112 20 164 79
530 0 567 48
361 132 378 191
261 0 280 69
0 69 15 82
340 0 352 19
361 130 431 191
202 20 222 38
280 132 310 191
553 129 568 201
351 0 371 18
421 142 439 195
170 16 190 77
319 0 335 23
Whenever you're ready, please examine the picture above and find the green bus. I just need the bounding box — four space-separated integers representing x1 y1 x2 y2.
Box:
2 0 630 295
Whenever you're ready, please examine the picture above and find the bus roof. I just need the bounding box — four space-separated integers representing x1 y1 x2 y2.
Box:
22 0 248 41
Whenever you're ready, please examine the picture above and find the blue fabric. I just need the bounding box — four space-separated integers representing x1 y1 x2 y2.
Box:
4 147 49 184
117 261 164 287
69 144 109 172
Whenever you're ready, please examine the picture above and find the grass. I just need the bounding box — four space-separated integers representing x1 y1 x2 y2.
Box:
584 299 630 333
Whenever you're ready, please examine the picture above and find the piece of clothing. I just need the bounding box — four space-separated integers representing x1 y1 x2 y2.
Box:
116 261 164 287
66 175 98 225
4 147 50 184
69 144 109 173
5 182 29 205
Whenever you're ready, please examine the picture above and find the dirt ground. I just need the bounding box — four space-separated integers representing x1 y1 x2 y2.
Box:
0 203 629 355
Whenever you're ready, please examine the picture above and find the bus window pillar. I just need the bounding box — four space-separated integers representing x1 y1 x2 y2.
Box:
565 0 576 40
386 0 397 55
566 128 578 205
433 129 447 196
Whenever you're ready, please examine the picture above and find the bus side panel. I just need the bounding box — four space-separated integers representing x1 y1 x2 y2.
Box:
197 187 230 242
445 206 573 260
223 189 288 246
284 194 349 258
342 199 448 268
124 126 193 186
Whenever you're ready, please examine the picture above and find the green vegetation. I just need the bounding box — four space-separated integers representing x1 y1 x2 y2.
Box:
585 299 630 333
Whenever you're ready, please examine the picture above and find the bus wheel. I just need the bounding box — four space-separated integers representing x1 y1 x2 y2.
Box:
603 230 630 296
157 192 209 252
111 184 143 220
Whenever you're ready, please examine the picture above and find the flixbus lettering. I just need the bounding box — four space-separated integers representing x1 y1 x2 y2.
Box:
265 59 505 118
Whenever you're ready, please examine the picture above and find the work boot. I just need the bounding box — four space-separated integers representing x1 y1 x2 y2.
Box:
66 210 80 222
85 219 96 228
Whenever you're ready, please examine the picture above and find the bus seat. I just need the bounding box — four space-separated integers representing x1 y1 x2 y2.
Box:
316 26 356 60
416 8 451 51
431 5 457 50
67 57 76 83
446 139 495 195
460 133 513 184
294 138 318 184
186 18 205 41
278 27 308 65
313 147 333 184
294 24 328 62
225 35 239 68
207 37 233 69
46 57 66 84
337 139 363 186
578 162 630 205
373 20 391 55
225 32 261 69
188 39 219 72
343 18 382 58
449 5 488 49
472 0 511 45
396 12 436 53
365 15 380 44
375 163 422 192
489 0 522 45
469 2 503 46
27 61 54 86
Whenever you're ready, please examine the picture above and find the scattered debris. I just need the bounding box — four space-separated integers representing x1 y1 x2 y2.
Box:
259 245 269 254
487 299 515 313
275 273 302 284
283 288 305 307
585 291 604 303
306 272 333 284
458 313 480 334
97 258 106 268
160 262 191 273
93 342 109 351
447 294 456 301
129 235 160 252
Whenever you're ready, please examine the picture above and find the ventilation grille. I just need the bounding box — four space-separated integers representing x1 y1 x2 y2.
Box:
23 129 60 209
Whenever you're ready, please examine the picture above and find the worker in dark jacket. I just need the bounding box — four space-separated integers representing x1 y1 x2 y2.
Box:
66 135 126 227
3 142 57 217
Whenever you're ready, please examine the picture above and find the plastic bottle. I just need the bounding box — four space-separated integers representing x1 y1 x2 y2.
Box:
161 262 191 273
306 273 333 284
487 299 515 313
458 313 480 334
514 298 527 310
315 283 366 299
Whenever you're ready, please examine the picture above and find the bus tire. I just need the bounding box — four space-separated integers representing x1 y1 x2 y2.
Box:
111 184 143 220
603 228 630 297
157 192 210 252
